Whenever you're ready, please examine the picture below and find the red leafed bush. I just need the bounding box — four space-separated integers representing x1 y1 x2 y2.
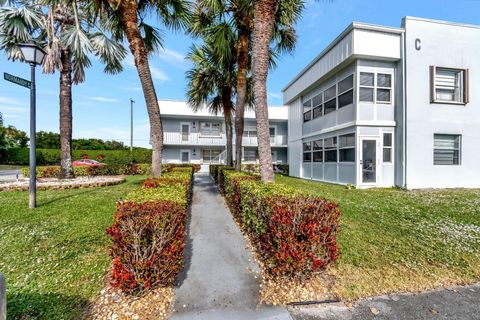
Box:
106 201 187 294
215 168 341 277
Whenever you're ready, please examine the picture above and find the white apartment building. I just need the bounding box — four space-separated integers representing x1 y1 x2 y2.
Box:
284 17 480 188
159 100 288 165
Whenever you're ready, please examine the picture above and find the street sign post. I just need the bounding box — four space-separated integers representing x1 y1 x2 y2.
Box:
3 72 31 89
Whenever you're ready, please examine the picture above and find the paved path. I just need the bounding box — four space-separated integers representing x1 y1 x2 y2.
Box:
171 173 291 320
289 283 480 320
0 170 22 182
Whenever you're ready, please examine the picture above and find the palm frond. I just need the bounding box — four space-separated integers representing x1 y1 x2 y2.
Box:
90 31 127 74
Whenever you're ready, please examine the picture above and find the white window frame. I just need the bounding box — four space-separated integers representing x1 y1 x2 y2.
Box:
269 125 277 144
433 134 462 166
302 141 312 163
430 66 469 105
199 121 222 137
180 122 190 142
382 132 394 164
180 149 191 163
338 133 356 163
359 71 394 105
337 74 354 109
244 149 257 163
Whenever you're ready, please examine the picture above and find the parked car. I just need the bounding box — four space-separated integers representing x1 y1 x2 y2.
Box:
72 159 105 167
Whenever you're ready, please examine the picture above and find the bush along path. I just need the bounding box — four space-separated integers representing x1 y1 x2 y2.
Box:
87 166 196 319
170 173 292 320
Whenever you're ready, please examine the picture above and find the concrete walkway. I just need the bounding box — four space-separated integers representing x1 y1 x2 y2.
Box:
171 173 291 320
289 283 480 320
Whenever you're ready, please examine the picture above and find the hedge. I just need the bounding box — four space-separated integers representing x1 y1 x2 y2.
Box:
241 163 289 175
0 148 152 165
21 163 200 179
211 165 340 276
106 165 194 294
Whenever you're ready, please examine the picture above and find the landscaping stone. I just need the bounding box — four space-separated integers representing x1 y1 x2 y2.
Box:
171 173 291 320
0 273 5 320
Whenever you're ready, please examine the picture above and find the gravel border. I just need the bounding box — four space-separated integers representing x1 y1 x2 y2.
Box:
0 176 126 191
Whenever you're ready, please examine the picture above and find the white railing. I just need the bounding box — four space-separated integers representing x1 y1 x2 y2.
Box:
211 150 227 164
164 131 287 146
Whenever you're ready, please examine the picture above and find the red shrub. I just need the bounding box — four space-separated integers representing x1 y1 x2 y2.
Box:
106 201 187 293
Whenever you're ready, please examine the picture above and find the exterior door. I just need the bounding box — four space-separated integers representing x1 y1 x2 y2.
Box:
361 139 378 184
180 150 190 163
181 123 190 142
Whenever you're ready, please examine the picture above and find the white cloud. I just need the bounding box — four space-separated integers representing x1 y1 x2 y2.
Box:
0 105 27 113
158 48 185 64
0 97 26 106
268 92 282 100
150 66 169 82
89 96 119 103
120 86 142 91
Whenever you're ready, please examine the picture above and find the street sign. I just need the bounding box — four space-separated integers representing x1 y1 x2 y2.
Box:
3 72 31 89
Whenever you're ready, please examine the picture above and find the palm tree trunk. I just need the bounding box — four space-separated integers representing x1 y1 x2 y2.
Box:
234 28 250 171
252 0 278 182
120 0 163 177
59 48 74 179
222 86 234 167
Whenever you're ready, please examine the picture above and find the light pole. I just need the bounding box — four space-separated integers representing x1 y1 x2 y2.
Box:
18 43 46 209
130 98 135 154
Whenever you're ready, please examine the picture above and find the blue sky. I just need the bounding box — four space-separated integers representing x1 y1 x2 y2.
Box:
1 0 479 148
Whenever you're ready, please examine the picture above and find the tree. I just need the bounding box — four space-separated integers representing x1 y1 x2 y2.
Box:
251 0 302 181
192 0 300 171
92 0 190 177
36 131 61 149
186 42 236 166
0 1 126 178
0 125 29 149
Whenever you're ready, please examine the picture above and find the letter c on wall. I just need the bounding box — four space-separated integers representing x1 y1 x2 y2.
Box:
415 38 421 51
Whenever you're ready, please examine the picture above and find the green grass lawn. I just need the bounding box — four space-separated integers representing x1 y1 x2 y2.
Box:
0 176 146 319
276 175 480 300
0 165 24 170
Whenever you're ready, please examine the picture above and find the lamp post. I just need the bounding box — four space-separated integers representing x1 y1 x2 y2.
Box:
18 43 46 209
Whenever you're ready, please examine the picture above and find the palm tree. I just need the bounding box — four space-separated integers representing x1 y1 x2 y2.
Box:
0 1 126 178
91 0 190 177
251 0 303 181
192 0 300 171
186 43 236 166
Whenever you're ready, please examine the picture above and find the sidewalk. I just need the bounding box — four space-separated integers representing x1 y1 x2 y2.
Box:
289 283 480 320
170 173 291 320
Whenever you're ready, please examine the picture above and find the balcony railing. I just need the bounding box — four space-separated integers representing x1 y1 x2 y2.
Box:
163 131 287 146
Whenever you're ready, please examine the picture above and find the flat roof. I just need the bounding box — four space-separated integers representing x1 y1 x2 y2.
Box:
403 16 480 30
282 21 404 93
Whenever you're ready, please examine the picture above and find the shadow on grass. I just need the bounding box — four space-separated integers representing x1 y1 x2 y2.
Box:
37 189 93 207
7 291 90 320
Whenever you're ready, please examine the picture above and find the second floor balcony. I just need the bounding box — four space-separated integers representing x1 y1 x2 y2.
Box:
163 131 287 147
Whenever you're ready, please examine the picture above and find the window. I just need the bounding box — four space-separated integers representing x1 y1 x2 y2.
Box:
339 133 355 162
431 67 468 104
244 149 257 162
200 122 222 136
203 149 222 163
303 142 312 162
359 72 393 104
383 133 393 163
359 72 374 102
324 137 337 162
312 139 323 162
312 93 323 119
269 127 276 138
377 73 392 103
303 99 312 122
434 134 461 165
324 85 337 114
243 126 257 138
338 75 354 109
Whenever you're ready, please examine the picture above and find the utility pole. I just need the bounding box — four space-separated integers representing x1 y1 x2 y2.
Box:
130 98 135 154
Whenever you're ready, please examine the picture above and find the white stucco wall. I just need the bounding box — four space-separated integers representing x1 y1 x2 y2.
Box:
404 17 480 188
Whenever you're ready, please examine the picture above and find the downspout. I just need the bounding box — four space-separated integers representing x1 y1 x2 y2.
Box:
401 30 407 188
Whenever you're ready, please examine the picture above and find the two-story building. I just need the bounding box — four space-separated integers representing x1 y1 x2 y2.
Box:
159 100 288 165
283 17 480 188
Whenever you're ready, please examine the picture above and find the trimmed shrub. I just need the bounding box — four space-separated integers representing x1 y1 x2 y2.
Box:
213 167 341 277
107 165 194 294
241 163 289 175
0 148 153 165
22 163 152 178
106 201 186 293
